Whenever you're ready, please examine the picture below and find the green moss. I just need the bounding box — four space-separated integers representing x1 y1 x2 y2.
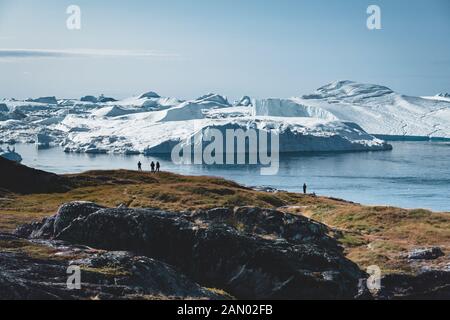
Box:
256 194 286 207
80 266 131 277
338 233 368 247
0 239 78 261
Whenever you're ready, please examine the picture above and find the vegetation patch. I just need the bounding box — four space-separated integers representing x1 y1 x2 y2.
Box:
1 169 449 275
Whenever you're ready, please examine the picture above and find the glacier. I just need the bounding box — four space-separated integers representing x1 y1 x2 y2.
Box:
1 80 448 156
298 80 450 138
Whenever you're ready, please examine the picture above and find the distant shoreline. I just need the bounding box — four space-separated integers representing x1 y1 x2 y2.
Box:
374 134 450 142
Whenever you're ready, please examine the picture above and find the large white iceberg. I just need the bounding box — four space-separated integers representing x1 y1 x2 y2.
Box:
58 91 391 154
298 80 450 138
3 80 448 156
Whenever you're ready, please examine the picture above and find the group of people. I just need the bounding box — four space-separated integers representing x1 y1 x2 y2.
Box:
137 161 160 173
137 160 309 193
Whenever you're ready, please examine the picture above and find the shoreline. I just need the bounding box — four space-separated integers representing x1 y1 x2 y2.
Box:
3 141 450 212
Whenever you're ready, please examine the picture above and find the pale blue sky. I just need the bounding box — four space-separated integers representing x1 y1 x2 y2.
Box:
0 0 449 100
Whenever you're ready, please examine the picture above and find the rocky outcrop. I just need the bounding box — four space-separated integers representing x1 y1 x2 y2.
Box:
376 271 450 300
16 202 105 239
0 157 72 194
15 202 366 300
0 233 225 300
407 247 445 260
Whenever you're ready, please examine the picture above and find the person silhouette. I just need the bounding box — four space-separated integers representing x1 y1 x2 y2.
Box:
137 161 142 171
156 161 160 172
303 183 307 194
151 161 155 173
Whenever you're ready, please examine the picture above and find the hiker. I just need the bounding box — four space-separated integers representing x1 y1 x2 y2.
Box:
137 161 142 171
156 161 160 172
151 161 155 173
303 183 307 194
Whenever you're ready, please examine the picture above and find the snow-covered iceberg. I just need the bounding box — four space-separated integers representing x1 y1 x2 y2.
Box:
298 80 450 138
5 79 448 156
57 91 391 154
0 146 22 163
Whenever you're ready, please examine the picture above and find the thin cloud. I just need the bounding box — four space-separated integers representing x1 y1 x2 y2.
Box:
0 48 180 61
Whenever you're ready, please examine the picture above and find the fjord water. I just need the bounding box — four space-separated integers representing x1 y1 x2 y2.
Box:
14 141 450 212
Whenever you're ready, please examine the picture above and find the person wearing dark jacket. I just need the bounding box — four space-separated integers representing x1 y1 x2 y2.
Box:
303 183 307 194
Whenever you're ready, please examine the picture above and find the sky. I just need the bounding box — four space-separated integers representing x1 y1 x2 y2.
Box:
0 0 449 100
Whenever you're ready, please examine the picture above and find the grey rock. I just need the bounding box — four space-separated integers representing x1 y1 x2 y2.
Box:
376 271 450 299
407 247 444 260
17 202 365 299
0 234 224 300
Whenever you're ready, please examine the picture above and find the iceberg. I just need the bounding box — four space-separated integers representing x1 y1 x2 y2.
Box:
59 107 391 154
139 91 161 99
236 96 253 107
0 146 22 163
0 103 9 112
298 80 450 138
80 95 99 103
27 96 58 105
4 80 448 157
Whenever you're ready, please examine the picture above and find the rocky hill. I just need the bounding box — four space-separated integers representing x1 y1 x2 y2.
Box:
11 202 365 299
0 164 449 300
0 157 71 194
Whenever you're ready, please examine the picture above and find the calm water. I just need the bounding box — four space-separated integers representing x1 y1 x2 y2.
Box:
13 142 450 212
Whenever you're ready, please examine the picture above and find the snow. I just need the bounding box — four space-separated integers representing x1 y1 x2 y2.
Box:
302 80 394 102
27 96 58 104
139 91 161 99
92 106 142 118
236 96 253 107
255 99 338 120
60 115 390 154
422 94 450 103
80 96 98 103
36 133 53 148
2 80 448 157
298 81 450 138
0 104 9 112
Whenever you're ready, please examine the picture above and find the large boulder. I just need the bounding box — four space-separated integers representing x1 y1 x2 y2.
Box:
17 202 366 299
407 247 445 260
0 234 224 300
16 202 105 239
376 271 450 299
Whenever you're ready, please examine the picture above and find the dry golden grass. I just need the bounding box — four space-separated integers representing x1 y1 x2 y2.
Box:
304 203 450 273
1 169 449 274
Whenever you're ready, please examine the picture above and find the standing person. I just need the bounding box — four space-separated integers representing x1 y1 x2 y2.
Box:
303 183 307 194
151 161 155 173
137 161 142 171
156 161 160 172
